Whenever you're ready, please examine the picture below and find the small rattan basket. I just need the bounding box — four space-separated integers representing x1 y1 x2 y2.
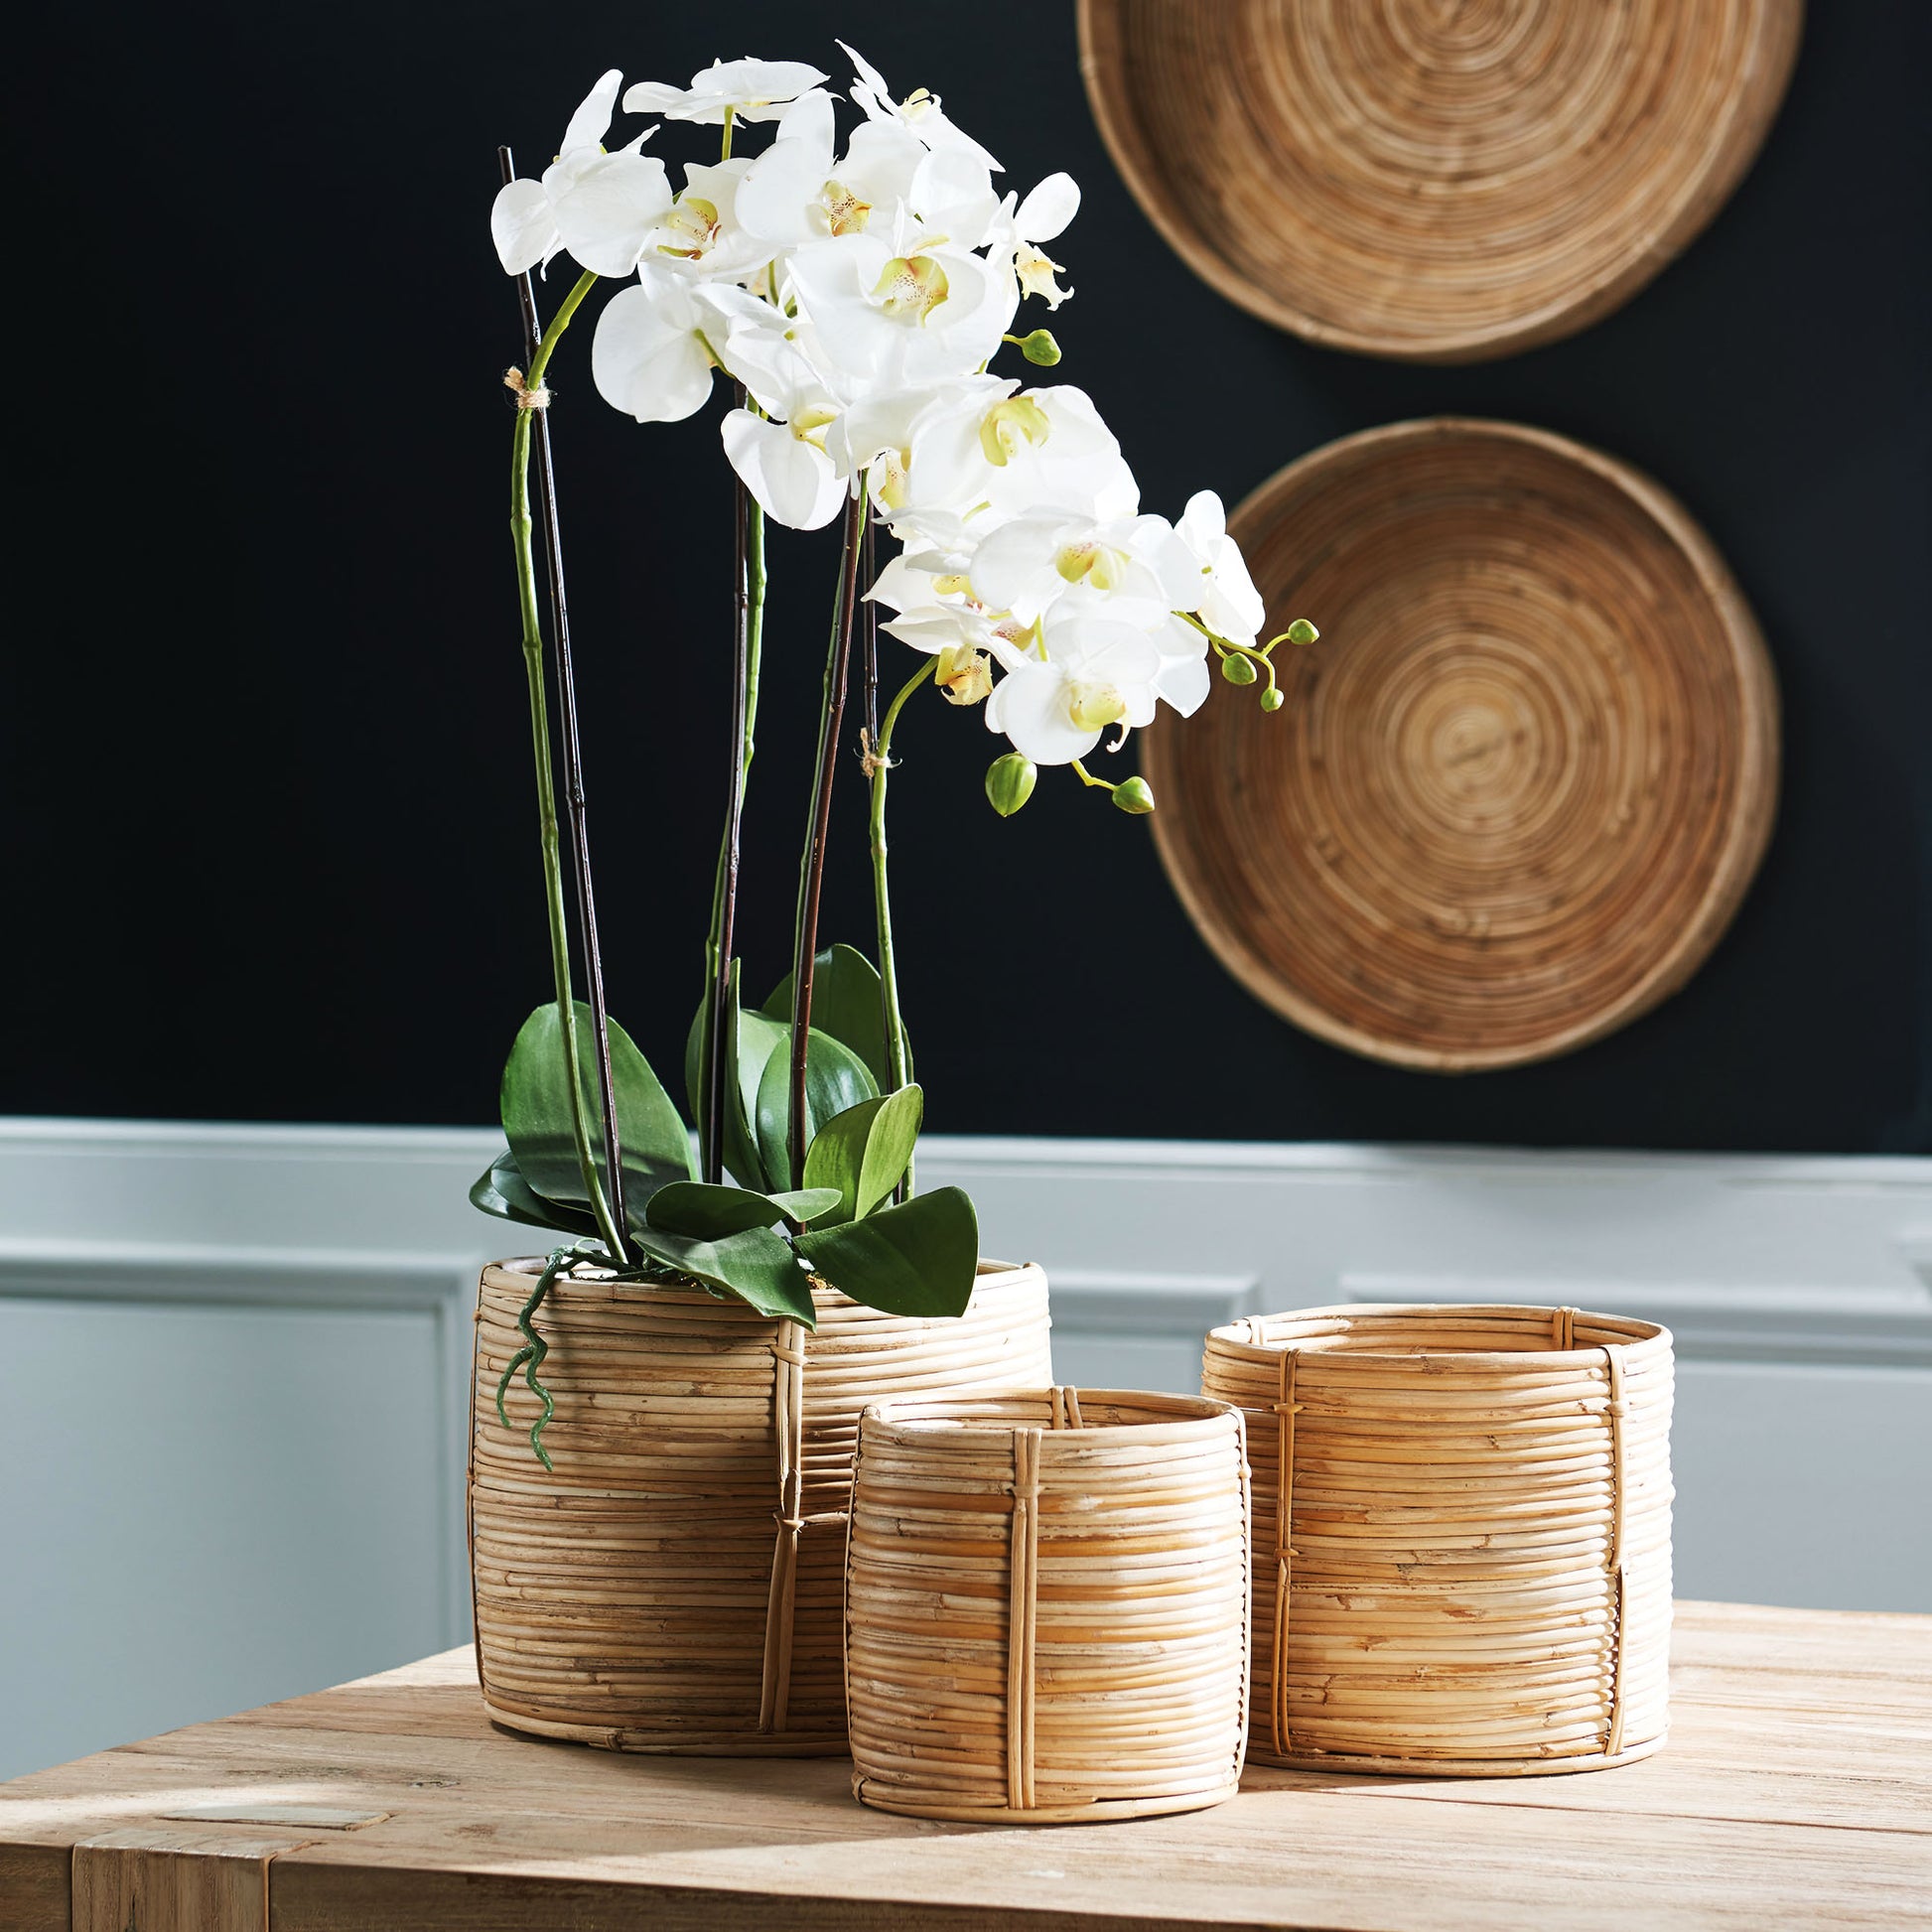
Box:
846 1387 1251 1823
471 1258 1051 1754
1201 1304 1673 1776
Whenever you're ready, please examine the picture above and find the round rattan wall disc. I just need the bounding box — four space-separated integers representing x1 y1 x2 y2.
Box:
1142 420 1778 1071
1078 0 1802 361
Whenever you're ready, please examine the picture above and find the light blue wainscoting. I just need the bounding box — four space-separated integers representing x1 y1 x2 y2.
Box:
2 1120 1929 1780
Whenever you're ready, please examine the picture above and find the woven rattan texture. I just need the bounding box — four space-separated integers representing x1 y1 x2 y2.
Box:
1143 419 1779 1071
1079 0 1801 361
470 1260 1051 1754
1202 1303 1674 1775
847 1388 1251 1822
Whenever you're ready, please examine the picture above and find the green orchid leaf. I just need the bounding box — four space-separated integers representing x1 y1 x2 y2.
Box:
645 1180 836 1240
629 1222 817 1326
768 1187 844 1225
763 944 901 1092
802 1084 925 1225
793 1185 978 1318
469 1148 602 1240
502 1001 695 1217
754 1024 879 1192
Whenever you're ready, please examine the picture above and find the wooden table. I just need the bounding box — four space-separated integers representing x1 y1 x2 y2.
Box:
3 1602 1928 1930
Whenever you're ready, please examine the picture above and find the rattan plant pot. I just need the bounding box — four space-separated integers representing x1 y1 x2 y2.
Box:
470 1257 1052 1755
846 1387 1251 1823
1201 1305 1672 1776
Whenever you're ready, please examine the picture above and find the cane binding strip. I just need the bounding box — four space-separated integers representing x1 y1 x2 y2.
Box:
1271 1347 1302 1759
1006 1425 1043 1811
1603 1344 1630 1758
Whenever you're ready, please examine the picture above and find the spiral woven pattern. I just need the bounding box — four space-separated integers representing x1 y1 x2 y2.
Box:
471 1259 1051 1754
1143 419 1778 1070
1078 0 1800 360
847 1389 1250 1822
1202 1304 1673 1775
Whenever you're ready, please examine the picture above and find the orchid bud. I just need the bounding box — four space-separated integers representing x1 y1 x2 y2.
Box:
1286 619 1318 646
1016 329 1061 366
1221 653 1258 685
1112 775 1157 815
1260 687 1285 713
986 753 1036 817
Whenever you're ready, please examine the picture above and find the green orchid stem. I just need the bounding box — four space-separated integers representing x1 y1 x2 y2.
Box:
1069 758 1116 793
869 656 935 1201
493 1245 578 1471
508 268 627 1263
788 483 871 1190
701 399 766 1184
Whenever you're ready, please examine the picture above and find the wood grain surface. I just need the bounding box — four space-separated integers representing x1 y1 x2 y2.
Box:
2 1601 1927 1929
1143 419 1779 1071
1078 0 1803 361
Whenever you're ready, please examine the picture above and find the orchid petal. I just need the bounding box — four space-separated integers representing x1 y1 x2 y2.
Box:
490 177 557 275
1015 172 1079 242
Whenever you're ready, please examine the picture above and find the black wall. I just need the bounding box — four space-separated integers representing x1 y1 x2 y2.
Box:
6 2 1928 1152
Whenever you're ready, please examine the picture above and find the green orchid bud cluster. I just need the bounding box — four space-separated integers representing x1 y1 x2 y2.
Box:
1205 615 1320 715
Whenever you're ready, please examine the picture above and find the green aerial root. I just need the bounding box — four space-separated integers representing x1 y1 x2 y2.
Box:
493 1244 583 1471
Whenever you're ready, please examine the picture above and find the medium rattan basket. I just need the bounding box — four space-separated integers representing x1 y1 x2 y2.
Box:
1201 1304 1672 1776
471 1258 1052 1754
846 1387 1251 1823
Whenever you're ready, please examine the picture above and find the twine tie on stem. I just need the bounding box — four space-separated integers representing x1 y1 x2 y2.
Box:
503 366 551 411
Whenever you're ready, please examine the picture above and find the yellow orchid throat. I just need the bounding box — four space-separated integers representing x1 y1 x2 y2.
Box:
977 396 1051 467
816 180 871 237
659 197 721 260
1054 539 1132 591
1066 679 1128 732
873 254 949 324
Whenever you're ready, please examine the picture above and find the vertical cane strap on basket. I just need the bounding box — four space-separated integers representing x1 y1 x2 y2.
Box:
1006 1425 1042 1811
1049 1384 1085 1430
1602 1343 1630 1757
1553 1305 1578 1351
1271 1347 1303 1759
759 1320 809 1733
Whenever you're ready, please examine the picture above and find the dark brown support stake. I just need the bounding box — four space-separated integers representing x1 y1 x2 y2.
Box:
499 144 628 1256
788 488 869 1189
861 509 880 758
702 405 754 1184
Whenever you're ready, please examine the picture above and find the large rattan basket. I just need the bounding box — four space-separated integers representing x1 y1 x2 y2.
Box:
1201 1304 1673 1776
470 1258 1052 1754
846 1387 1251 1823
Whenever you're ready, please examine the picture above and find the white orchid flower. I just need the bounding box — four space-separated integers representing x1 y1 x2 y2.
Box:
490 69 669 278
786 226 1014 395
883 384 1137 560
737 90 924 247
650 158 773 284
717 321 849 529
968 511 1198 624
840 42 1002 171
984 612 1167 764
592 268 764 423
1174 490 1266 647
622 57 827 125
987 173 1080 309
865 556 1023 706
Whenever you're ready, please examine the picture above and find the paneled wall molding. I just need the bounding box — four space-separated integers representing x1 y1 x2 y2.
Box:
4 1119 1929 1364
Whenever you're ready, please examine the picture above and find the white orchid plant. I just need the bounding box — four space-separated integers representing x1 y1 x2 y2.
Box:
475 48 1315 1458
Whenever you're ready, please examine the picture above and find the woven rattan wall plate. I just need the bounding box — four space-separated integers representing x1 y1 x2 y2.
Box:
1078 0 1802 362
1142 419 1778 1071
